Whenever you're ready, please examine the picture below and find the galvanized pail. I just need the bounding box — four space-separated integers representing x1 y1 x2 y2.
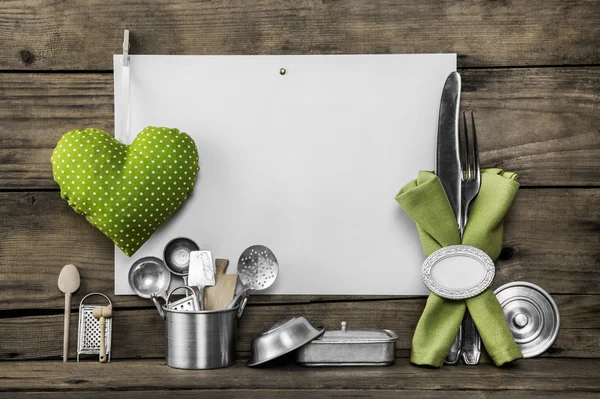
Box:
162 305 244 369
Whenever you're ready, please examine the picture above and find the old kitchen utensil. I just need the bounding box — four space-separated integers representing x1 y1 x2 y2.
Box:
421 245 495 300
163 237 200 284
247 316 324 367
92 306 113 363
162 302 247 369
166 286 199 312
77 293 113 362
128 256 172 316
495 282 560 358
188 250 216 311
460 311 481 365
58 264 80 362
459 111 481 238
435 71 462 232
459 110 482 365
434 71 463 365
227 245 279 309
296 321 398 367
205 259 238 311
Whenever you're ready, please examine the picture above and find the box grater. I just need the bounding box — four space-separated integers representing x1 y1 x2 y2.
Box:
77 293 112 362
166 286 199 312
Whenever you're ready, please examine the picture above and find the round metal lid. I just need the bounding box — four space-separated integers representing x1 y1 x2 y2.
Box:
494 282 560 358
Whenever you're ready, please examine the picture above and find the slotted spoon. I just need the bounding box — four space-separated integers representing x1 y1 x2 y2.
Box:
226 245 279 309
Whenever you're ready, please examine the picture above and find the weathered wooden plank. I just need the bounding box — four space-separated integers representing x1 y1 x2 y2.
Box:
0 73 114 189
1 390 598 399
1 67 598 190
0 359 597 392
1 1 599 70
0 188 597 312
0 295 597 361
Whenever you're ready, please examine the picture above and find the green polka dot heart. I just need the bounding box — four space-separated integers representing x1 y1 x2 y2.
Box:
51 127 200 256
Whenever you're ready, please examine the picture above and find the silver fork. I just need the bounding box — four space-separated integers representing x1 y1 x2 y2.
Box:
460 110 481 238
460 111 482 365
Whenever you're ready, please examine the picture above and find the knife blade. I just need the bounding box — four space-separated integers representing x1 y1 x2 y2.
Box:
435 71 462 230
435 71 463 365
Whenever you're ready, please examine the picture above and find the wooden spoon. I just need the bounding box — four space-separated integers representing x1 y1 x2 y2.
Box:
58 264 80 362
205 259 238 311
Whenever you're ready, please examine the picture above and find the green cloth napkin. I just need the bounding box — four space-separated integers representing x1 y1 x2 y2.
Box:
395 168 523 367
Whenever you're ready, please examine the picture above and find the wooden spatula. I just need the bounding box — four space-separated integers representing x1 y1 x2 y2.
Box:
205 259 238 311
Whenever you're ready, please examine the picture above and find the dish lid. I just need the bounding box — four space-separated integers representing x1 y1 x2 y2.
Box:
494 281 560 358
247 316 324 367
308 321 398 344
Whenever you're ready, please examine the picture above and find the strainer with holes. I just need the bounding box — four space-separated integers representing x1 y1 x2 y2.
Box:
226 245 279 310
77 293 112 362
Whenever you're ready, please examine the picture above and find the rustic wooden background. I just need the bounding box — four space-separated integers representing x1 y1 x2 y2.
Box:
0 0 598 397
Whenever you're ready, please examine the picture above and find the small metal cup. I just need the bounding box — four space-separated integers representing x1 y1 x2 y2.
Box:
163 237 200 283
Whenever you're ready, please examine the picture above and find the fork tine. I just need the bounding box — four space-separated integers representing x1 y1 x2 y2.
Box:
462 111 471 180
470 111 480 183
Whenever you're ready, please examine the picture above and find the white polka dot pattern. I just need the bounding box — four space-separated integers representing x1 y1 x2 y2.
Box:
50 127 200 256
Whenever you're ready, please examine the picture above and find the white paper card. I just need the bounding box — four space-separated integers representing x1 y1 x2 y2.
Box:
114 54 456 295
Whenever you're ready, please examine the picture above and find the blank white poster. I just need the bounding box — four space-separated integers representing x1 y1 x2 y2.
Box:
114 54 456 295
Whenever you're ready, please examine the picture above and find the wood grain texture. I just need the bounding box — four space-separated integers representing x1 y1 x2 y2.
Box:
0 294 597 361
0 68 598 189
0 359 598 392
1 1 599 70
0 189 597 312
2 391 599 399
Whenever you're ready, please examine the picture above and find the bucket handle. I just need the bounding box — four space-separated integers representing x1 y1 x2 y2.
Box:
230 291 249 319
151 293 167 320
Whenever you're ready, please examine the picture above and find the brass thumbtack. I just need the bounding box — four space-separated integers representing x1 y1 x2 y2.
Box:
279 67 286 75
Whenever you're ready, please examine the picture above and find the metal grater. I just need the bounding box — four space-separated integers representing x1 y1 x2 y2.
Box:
166 286 199 312
77 293 113 362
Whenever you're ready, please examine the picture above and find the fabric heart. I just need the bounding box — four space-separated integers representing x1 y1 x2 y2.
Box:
51 127 200 256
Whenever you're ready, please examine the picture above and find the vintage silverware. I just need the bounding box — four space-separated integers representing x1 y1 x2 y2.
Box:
435 71 463 365
459 111 481 238
188 250 216 311
460 311 481 365
295 321 398 367
226 245 280 310
495 282 560 358
77 293 112 362
248 316 324 367
435 71 462 232
459 111 482 365
128 256 172 316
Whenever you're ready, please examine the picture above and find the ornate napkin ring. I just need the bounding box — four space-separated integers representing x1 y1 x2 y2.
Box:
421 245 495 300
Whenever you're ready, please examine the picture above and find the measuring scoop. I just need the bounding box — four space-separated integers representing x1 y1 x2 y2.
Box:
188 251 216 311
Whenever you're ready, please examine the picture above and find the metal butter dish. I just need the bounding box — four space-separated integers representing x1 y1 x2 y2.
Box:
295 321 398 367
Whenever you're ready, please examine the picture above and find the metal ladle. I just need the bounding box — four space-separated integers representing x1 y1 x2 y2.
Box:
226 245 279 313
128 256 172 316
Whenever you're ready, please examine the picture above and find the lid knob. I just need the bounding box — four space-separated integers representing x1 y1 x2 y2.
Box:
513 313 529 328
341 321 347 331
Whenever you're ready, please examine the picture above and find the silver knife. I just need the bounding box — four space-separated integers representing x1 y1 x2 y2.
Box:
435 71 462 231
435 71 462 364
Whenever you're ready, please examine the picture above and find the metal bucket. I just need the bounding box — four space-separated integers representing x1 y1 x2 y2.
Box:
161 304 244 370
